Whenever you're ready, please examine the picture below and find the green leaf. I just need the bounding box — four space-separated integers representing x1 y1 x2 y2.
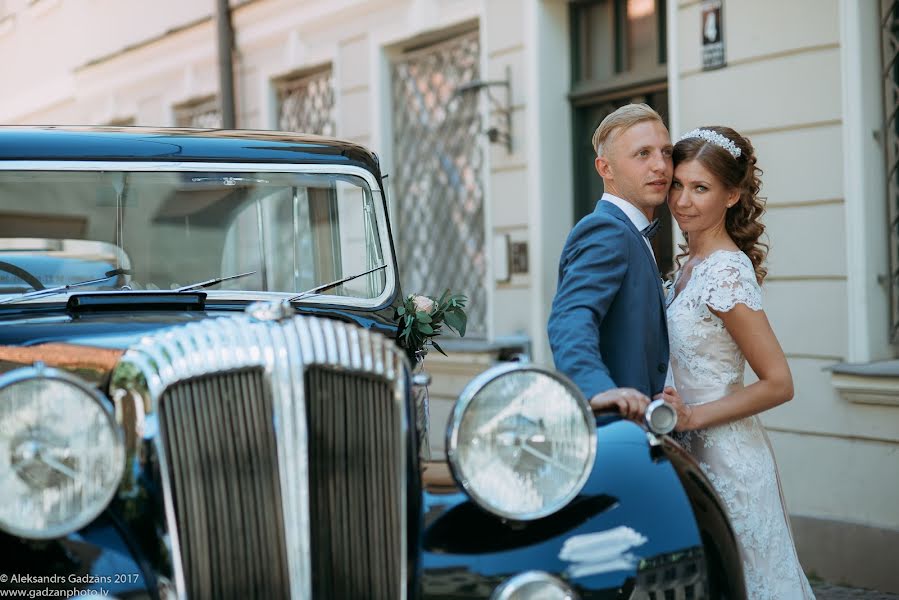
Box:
431 339 448 357
415 311 432 323
456 310 467 337
417 322 434 335
443 311 462 332
397 305 405 316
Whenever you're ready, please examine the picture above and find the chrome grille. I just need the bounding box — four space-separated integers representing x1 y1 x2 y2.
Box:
305 367 402 598
159 369 290 599
118 315 409 599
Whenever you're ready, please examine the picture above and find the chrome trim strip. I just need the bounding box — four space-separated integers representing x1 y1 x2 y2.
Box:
0 161 383 192
112 313 408 600
445 362 597 522
0 160 395 310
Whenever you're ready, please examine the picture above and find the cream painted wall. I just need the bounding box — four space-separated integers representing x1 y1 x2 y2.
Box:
770 430 899 528
672 0 899 540
527 0 572 368
484 0 532 344
0 0 213 120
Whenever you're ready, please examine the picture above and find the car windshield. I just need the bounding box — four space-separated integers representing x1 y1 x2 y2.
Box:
0 168 389 305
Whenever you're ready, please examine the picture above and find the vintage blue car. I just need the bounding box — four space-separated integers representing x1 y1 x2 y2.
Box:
0 126 745 599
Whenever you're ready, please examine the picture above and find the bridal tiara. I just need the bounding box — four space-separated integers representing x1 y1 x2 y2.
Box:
677 128 742 159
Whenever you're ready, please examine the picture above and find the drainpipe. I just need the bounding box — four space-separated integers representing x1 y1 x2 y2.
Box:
215 0 236 128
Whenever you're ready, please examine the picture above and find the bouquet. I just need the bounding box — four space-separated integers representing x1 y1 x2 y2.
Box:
394 290 467 364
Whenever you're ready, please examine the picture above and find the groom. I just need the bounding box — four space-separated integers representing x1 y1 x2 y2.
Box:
548 103 671 421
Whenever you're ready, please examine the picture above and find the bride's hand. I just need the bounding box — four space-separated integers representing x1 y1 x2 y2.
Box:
655 386 695 432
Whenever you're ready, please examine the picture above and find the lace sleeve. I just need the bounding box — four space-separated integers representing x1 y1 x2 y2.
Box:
701 252 763 312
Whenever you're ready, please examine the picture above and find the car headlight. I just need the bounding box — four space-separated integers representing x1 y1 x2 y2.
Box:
447 364 596 520
0 364 125 539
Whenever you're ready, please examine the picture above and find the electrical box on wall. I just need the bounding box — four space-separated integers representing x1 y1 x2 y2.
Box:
493 233 529 283
509 241 528 275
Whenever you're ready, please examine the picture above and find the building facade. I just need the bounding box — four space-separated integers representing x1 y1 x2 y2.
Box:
0 0 896 591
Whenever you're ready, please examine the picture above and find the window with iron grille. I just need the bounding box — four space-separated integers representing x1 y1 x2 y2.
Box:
391 30 486 338
174 96 223 129
276 68 336 136
882 0 899 342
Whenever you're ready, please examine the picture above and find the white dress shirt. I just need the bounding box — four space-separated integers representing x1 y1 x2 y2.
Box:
601 193 655 258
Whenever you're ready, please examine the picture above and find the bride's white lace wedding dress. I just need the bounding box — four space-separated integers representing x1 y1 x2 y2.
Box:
666 249 815 600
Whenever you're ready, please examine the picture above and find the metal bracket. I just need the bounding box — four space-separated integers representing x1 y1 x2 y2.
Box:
454 66 513 154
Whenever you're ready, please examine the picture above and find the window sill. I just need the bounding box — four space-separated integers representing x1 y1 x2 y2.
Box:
828 360 899 407
429 334 530 361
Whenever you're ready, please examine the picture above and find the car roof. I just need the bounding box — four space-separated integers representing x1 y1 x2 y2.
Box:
0 126 382 175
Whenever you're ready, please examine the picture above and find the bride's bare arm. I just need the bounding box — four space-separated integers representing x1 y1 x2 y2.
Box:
669 303 793 431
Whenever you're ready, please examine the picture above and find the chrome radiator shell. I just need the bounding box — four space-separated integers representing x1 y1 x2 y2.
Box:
112 314 409 600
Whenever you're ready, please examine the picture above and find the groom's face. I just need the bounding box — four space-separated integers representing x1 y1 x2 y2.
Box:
596 120 673 218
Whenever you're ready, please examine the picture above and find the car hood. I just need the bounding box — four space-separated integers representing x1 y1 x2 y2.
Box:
0 311 214 348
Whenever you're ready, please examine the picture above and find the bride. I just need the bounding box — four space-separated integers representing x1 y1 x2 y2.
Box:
657 126 815 599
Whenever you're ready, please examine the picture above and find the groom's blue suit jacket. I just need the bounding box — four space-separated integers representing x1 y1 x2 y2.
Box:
548 201 669 399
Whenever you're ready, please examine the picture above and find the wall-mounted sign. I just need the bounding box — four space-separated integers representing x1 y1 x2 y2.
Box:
702 0 726 70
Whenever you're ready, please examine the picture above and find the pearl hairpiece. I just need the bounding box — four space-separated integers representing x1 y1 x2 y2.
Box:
677 128 742 159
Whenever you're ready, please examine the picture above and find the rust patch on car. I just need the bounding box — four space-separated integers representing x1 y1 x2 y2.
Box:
0 343 122 383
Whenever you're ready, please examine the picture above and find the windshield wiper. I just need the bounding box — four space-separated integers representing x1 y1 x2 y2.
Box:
0 268 131 305
288 264 387 302
175 271 257 292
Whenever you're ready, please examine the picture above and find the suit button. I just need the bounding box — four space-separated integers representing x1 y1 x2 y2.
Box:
657 363 667 374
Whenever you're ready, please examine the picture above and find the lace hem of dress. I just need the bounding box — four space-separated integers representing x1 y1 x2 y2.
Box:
675 418 816 600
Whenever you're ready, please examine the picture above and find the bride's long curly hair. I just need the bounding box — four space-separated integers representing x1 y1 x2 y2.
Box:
672 126 768 284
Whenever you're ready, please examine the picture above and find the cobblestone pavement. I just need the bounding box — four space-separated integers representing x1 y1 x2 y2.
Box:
812 582 899 599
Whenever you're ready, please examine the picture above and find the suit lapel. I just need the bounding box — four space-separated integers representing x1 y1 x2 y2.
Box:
598 201 666 306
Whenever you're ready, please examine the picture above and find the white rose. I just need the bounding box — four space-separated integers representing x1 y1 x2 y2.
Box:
413 295 435 314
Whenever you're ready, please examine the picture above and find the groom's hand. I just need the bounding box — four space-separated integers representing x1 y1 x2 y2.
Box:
589 388 650 421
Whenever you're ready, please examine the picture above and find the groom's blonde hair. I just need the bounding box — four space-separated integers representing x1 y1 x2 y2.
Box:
592 103 665 157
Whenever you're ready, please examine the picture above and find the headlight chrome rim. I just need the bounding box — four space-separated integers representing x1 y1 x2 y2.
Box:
0 363 125 539
490 570 578 600
446 363 596 521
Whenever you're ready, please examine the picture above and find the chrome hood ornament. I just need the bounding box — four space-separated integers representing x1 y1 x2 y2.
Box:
245 299 295 322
